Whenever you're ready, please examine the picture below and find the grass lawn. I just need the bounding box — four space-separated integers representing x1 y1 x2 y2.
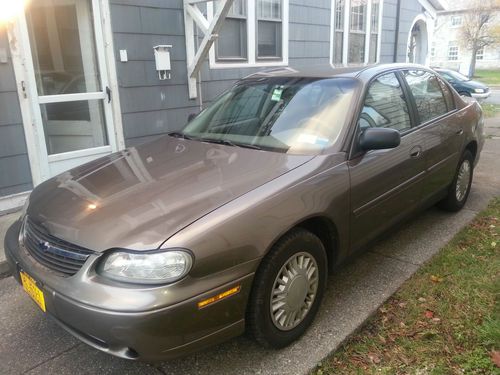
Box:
314 198 500 375
474 70 500 86
481 103 500 119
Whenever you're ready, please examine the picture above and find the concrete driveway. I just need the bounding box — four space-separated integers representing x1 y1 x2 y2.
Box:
1 123 499 375
484 88 500 105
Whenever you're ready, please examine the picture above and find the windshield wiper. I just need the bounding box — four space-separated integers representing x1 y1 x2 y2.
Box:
168 131 194 140
199 138 262 150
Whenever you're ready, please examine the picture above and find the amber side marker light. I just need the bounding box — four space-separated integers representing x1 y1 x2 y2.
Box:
198 285 241 309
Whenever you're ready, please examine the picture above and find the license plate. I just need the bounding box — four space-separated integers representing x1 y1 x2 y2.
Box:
20 271 46 312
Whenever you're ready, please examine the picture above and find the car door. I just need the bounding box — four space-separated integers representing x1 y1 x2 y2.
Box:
401 70 464 202
348 71 426 252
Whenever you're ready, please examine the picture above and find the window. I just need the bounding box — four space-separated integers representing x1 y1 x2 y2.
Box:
210 0 287 67
359 72 411 132
333 0 382 66
450 16 462 27
476 47 484 60
257 0 282 59
349 0 367 64
216 0 247 60
333 0 344 64
448 41 458 61
436 77 455 112
402 70 449 124
369 0 379 63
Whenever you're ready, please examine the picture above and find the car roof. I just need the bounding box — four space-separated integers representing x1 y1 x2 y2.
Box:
243 63 433 83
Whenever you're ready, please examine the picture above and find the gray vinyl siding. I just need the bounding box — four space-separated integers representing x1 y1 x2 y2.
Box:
380 0 423 63
0 30 33 197
109 0 334 145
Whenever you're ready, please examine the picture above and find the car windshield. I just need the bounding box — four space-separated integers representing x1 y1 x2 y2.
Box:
177 77 359 154
444 70 469 82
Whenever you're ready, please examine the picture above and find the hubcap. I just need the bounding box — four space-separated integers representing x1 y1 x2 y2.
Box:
270 252 319 331
456 159 471 202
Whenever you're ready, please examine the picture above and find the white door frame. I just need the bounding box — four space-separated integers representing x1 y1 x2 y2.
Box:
7 0 124 186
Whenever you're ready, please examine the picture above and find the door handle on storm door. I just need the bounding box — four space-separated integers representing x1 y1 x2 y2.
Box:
106 86 111 103
409 145 422 158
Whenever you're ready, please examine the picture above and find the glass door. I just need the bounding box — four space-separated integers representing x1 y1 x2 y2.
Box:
24 0 116 177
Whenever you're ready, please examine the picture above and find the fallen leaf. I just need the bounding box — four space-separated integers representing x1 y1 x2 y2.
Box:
430 275 443 283
400 322 407 328
368 353 381 364
432 317 441 323
492 241 497 248
418 297 426 303
424 310 434 319
490 350 500 368
399 302 407 308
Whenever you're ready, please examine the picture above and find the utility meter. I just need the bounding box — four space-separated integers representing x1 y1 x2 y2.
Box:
153 45 172 80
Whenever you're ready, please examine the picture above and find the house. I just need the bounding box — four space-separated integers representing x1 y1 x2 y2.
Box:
430 0 500 72
0 0 446 212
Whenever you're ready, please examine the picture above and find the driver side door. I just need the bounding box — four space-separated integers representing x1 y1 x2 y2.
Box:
348 71 426 252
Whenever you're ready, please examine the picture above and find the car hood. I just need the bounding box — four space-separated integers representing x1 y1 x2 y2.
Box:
460 79 488 90
27 135 313 252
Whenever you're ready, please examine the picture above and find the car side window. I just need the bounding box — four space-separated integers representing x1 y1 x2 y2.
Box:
359 72 411 133
436 76 455 112
402 70 449 124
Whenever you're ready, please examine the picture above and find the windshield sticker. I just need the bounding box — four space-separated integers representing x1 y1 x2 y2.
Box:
271 88 283 101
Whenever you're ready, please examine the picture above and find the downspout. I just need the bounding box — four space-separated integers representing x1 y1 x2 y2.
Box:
393 0 401 62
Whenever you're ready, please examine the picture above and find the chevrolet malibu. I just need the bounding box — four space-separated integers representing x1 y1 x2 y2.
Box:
5 64 484 361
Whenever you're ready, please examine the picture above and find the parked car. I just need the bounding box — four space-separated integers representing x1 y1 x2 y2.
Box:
433 68 490 100
5 64 484 361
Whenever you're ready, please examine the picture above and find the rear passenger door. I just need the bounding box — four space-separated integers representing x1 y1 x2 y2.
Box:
348 72 426 252
401 70 462 202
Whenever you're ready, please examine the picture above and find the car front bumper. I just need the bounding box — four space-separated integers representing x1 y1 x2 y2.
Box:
471 92 491 100
4 220 255 361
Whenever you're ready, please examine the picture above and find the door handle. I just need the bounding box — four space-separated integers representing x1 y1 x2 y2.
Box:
410 145 422 158
456 128 464 135
106 86 111 103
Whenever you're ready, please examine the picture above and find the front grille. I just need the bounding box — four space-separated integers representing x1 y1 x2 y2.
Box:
23 218 94 276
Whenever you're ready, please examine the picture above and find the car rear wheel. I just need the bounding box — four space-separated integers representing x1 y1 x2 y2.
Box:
459 91 471 97
439 149 473 212
247 228 327 348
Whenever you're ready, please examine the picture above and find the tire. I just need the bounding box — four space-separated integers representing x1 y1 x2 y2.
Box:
439 149 474 212
247 228 328 348
459 91 472 97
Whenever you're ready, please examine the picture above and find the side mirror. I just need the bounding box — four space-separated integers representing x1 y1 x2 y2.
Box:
187 113 198 122
359 128 401 150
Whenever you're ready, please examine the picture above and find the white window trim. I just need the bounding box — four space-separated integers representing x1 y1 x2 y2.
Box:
330 0 383 67
208 0 289 69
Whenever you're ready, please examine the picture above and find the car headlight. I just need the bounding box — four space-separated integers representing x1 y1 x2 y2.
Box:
474 88 485 93
99 249 193 284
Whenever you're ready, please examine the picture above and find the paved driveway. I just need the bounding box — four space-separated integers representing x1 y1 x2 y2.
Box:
1 125 499 375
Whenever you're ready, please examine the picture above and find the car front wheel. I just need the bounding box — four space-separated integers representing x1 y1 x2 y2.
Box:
247 228 327 348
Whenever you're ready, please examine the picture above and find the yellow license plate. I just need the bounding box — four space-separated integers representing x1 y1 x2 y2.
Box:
20 271 46 312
